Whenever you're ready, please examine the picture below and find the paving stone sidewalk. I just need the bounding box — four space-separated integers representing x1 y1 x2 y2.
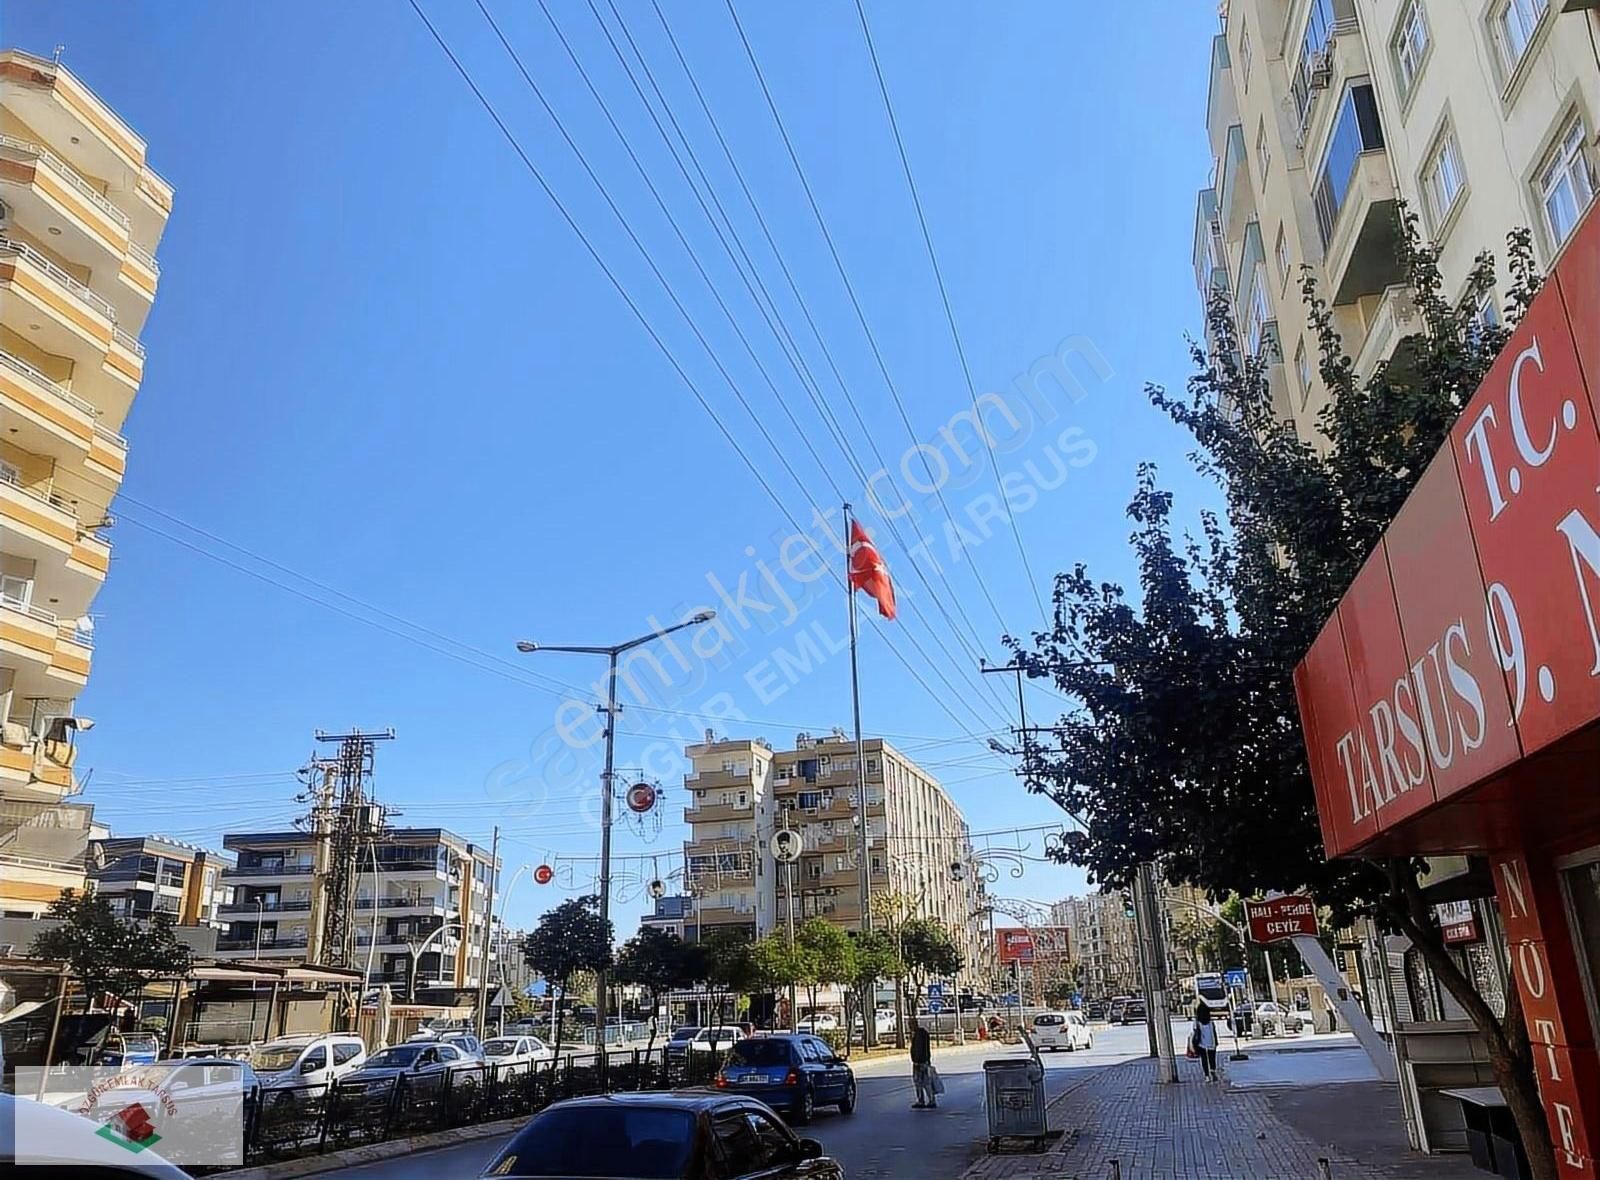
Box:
962 1057 1486 1180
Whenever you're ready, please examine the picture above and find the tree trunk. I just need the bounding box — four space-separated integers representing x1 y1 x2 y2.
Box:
1387 865 1556 1180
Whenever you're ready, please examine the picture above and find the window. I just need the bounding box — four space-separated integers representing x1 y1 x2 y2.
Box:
1274 224 1292 290
1392 1 1428 97
1492 0 1548 76
1239 21 1253 89
333 1042 362 1065
1313 84 1386 246
301 1047 326 1071
1468 291 1502 343
1292 0 1337 125
712 1109 766 1178
1296 339 1313 404
1244 269 1274 360
1539 116 1595 249
1422 130 1466 229
1256 118 1271 181
0 573 31 610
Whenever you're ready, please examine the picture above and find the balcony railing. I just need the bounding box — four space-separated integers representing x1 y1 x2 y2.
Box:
0 593 86 647
127 239 160 275
218 898 310 914
216 936 310 951
0 348 97 417
0 238 118 323
92 420 127 448
223 862 316 877
0 134 131 231
111 326 145 358
1 465 77 518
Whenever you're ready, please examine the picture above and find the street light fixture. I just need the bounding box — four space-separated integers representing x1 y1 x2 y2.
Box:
514 610 718 1036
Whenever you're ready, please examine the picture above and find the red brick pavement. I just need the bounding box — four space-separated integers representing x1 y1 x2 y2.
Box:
962 1058 1487 1180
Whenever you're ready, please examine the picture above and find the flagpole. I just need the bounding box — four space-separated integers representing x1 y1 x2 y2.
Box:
843 502 874 937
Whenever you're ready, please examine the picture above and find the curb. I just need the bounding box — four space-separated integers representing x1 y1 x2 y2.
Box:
220 1115 526 1180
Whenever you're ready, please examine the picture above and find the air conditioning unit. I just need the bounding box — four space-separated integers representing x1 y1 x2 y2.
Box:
1309 50 1333 90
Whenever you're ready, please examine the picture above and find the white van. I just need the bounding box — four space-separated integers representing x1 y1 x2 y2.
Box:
252 1034 367 1095
1031 1010 1093 1052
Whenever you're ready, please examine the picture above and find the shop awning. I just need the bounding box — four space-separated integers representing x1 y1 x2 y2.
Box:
1294 208 1600 860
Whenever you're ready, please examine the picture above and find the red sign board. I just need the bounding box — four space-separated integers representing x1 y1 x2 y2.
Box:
1244 895 1320 943
1434 901 1482 945
1295 208 1600 858
995 926 1070 964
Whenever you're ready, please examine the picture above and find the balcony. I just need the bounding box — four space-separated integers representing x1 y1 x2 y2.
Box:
223 862 316 879
1217 124 1252 241
1204 33 1236 155
0 344 99 467
217 897 311 914
695 905 756 927
216 936 310 952
1352 285 1424 382
0 238 116 362
354 896 448 916
1193 189 1229 306
684 768 753 790
683 801 754 825
0 593 92 692
1315 152 1401 306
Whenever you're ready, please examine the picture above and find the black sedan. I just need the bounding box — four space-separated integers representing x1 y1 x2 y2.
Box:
480 1092 845 1179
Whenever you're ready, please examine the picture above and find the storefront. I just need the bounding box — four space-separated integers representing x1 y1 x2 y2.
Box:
1293 207 1600 1178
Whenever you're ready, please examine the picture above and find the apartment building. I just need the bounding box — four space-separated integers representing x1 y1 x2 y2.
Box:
0 50 169 915
1051 883 1218 999
1195 0 1600 440
680 730 992 980
89 835 233 927
215 827 500 991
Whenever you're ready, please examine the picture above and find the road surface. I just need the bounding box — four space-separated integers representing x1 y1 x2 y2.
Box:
328 1022 1161 1179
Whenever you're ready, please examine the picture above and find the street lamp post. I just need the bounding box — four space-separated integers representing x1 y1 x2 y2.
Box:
408 922 463 1003
516 611 717 1035
253 898 265 960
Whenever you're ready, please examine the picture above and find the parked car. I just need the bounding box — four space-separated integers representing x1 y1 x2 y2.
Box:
481 1035 554 1074
1030 1010 1093 1052
1254 1002 1309 1037
1085 1001 1107 1022
795 1012 839 1034
338 1041 480 1093
669 1026 740 1065
95 1031 161 1068
665 1025 703 1060
1120 998 1148 1025
1106 996 1131 1024
714 1034 855 1124
252 1033 367 1095
3 1092 191 1178
851 1007 898 1035
481 1092 844 1178
79 1056 261 1153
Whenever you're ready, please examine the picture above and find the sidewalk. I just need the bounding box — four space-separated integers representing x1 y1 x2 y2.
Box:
962 1057 1485 1180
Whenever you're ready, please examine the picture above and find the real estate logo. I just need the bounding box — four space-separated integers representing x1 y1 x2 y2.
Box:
94 1102 162 1154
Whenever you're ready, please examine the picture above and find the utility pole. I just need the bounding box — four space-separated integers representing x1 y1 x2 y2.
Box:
310 729 395 971
476 826 500 1040
1132 863 1178 1082
516 612 717 1037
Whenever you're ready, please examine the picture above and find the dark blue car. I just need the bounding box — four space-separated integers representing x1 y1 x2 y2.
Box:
714 1035 855 1124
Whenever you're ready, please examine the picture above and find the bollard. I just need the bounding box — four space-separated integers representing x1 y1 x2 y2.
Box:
1318 1158 1333 1179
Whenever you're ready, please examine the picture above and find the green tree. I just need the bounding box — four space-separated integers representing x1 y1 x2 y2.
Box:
900 917 962 1010
30 889 192 1019
614 927 694 1048
698 928 758 1027
846 930 903 1048
1008 211 1555 1176
523 896 612 1059
794 918 855 1024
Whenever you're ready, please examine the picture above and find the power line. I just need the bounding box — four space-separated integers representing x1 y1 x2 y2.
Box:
853 0 1048 623
719 0 1017 638
405 0 1003 745
590 0 1013 719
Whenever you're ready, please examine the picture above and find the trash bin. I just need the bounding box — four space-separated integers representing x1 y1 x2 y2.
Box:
983 1058 1047 1151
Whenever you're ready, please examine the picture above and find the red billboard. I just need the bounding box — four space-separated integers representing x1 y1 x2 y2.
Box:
1294 209 1600 858
1244 895 1320 943
995 926 1070 964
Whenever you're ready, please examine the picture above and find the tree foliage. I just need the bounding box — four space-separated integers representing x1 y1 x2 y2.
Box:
1007 208 1556 1177
30 889 192 1011
900 917 962 992
614 927 695 1041
523 896 613 1057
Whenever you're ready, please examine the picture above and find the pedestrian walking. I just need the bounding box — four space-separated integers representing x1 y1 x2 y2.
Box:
910 1022 937 1108
1190 1000 1219 1082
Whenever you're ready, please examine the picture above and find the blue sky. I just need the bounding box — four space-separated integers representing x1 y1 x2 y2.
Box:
9 0 1222 935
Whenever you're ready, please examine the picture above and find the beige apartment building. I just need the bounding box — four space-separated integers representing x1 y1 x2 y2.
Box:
0 51 170 915
1196 0 1600 442
680 730 992 980
1052 882 1216 1000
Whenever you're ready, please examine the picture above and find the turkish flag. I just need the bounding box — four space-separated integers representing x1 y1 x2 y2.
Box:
848 520 897 620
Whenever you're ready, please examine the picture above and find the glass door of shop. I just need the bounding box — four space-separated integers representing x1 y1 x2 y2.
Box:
1560 850 1600 1042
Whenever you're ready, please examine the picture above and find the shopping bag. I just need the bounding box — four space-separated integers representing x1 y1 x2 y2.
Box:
929 1065 945 1095
1186 1030 1199 1059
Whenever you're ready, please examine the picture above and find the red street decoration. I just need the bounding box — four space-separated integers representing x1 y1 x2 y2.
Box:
626 781 657 814
848 520 897 621
1244 895 1320 943
533 864 554 886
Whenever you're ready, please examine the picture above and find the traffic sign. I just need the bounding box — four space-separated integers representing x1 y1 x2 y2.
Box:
1224 968 1249 989
926 999 944 1014
927 982 945 998
1244 895 1320 942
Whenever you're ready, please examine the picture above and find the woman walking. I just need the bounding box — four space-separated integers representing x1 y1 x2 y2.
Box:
1191 1000 1219 1082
